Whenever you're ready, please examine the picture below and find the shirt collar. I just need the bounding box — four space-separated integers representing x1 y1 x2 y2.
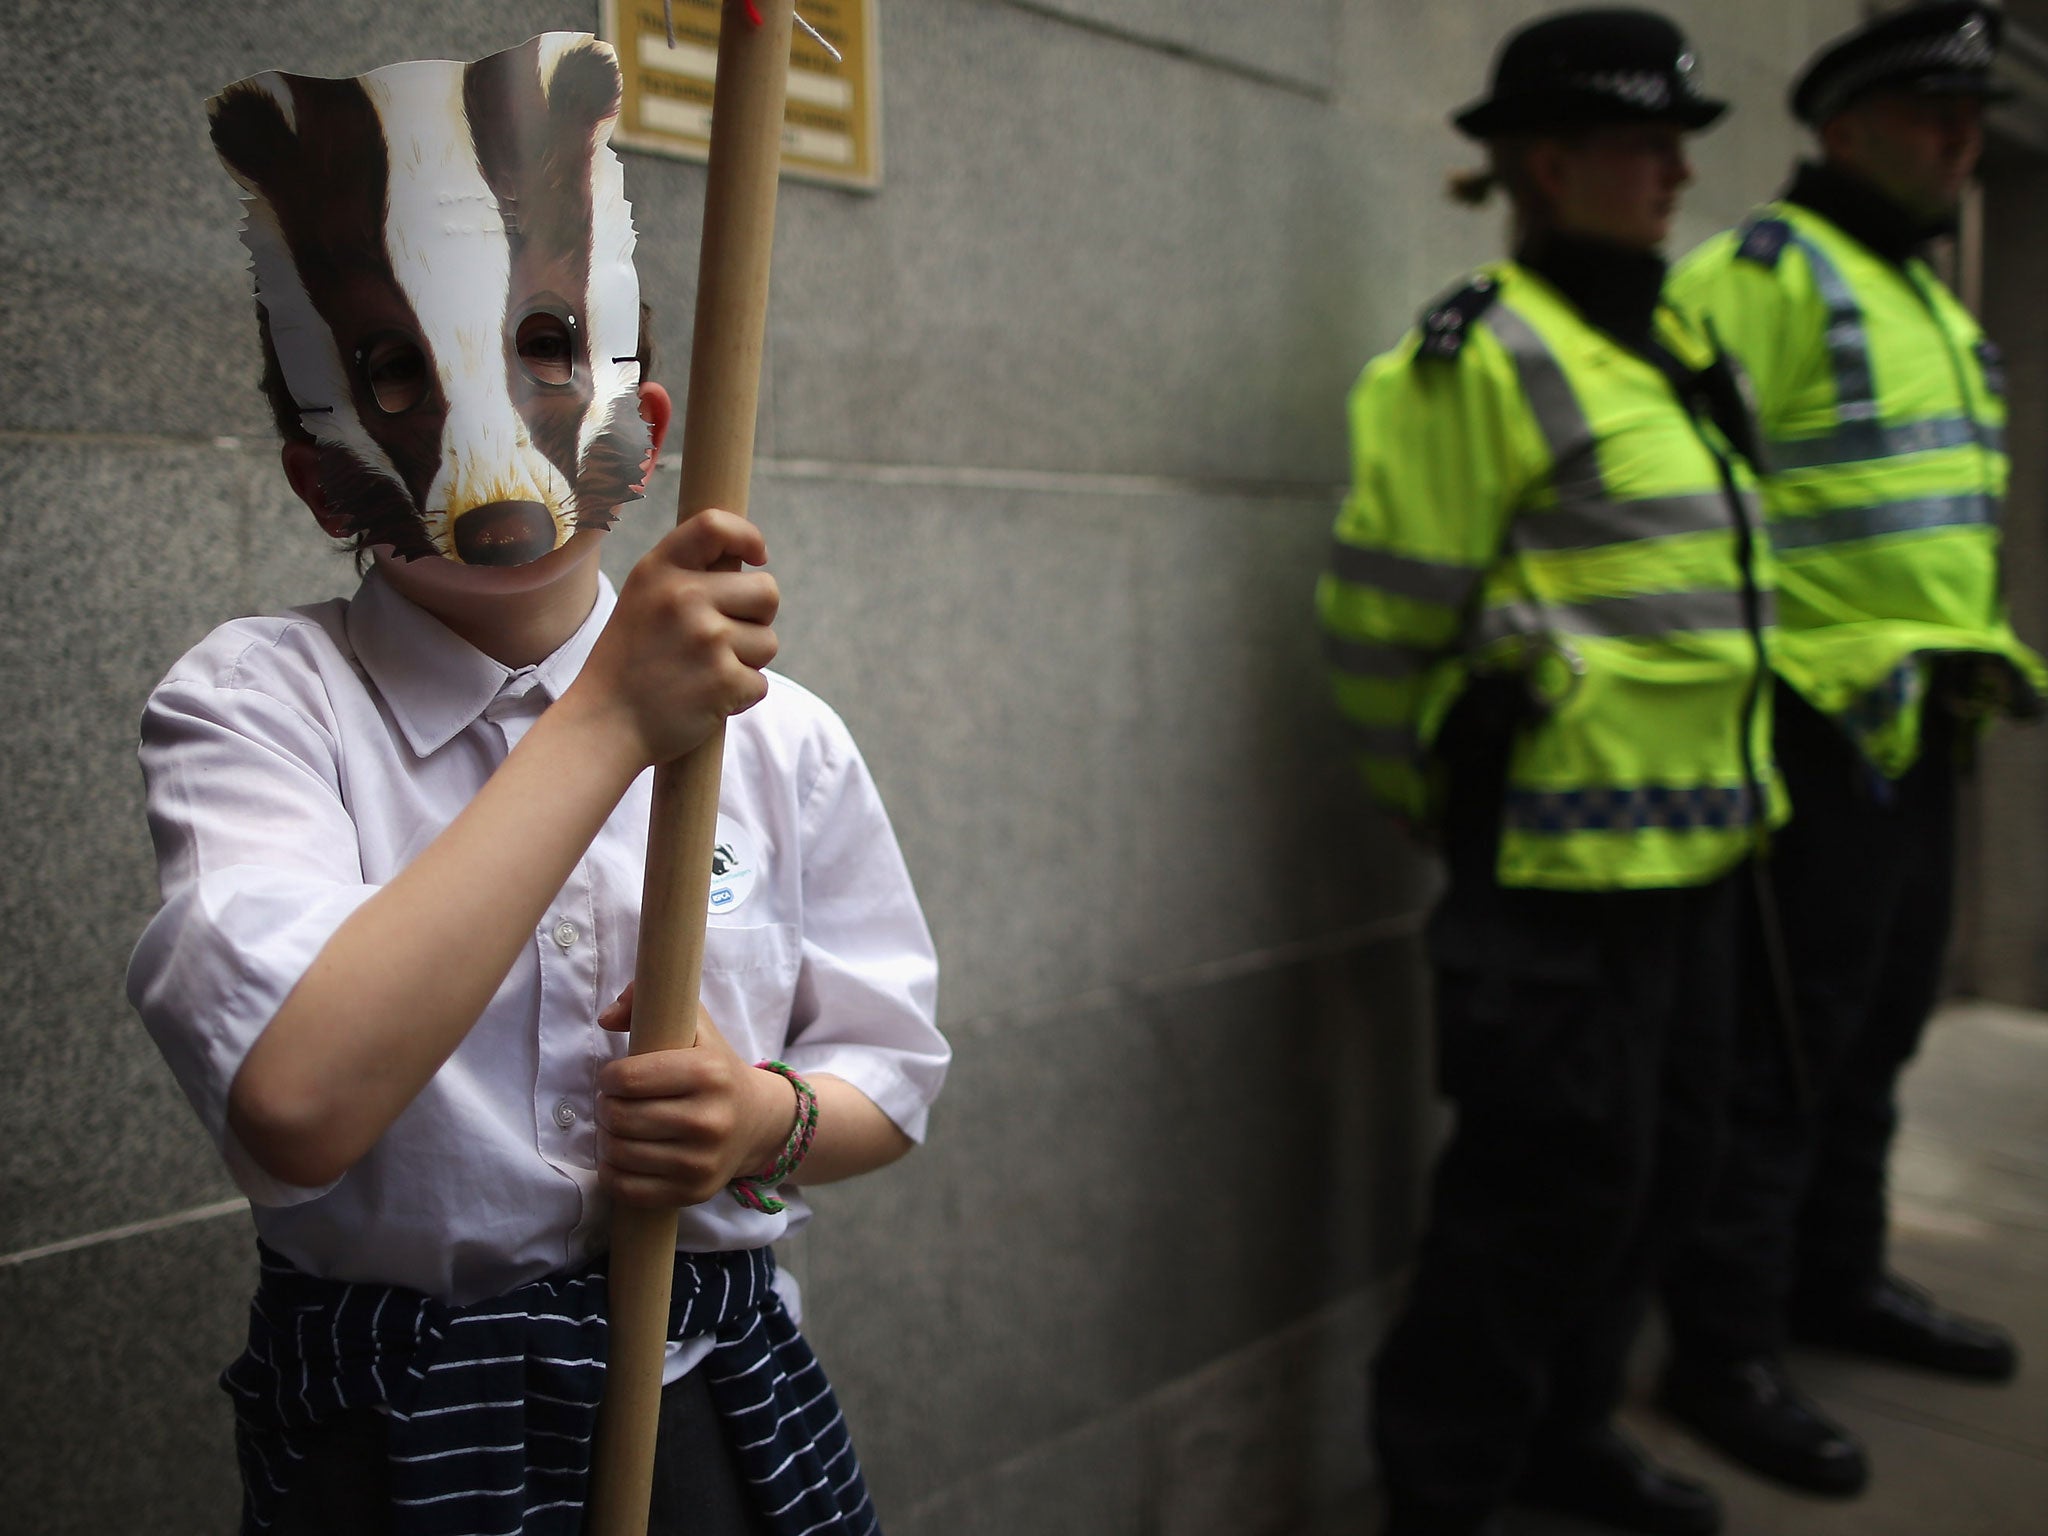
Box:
347 566 618 758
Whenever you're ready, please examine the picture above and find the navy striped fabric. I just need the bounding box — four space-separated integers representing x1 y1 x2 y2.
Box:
224 1242 878 1536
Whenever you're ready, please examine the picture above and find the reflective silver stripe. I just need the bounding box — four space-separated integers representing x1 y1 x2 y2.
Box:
1471 297 1766 652
1476 587 1764 645
1488 304 1744 552
1342 719 1420 760
1784 228 1996 468
1793 233 1878 412
1766 415 1996 472
1771 492 1996 551
1328 540 1481 607
1483 302 1600 492
1513 491 1736 551
1322 632 1431 679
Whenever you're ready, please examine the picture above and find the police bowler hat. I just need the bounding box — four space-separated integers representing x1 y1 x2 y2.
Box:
1791 2 2005 126
1453 7 1726 140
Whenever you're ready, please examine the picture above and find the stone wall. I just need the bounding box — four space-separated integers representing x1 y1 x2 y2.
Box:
1958 19 2048 1006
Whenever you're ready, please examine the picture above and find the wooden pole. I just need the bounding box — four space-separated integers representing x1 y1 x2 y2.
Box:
586 4 794 1532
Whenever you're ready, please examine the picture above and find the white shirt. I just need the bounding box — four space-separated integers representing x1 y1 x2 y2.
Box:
128 569 946 1374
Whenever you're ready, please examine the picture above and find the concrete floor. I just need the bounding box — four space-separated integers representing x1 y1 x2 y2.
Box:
1312 1000 2048 1536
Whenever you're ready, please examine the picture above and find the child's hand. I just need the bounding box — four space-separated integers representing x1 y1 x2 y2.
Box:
593 983 799 1208
571 508 780 770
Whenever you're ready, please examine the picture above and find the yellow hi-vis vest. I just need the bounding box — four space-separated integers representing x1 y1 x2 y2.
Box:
1315 262 1779 891
1670 203 2043 776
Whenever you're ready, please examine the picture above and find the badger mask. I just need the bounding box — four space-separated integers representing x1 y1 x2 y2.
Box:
209 33 650 566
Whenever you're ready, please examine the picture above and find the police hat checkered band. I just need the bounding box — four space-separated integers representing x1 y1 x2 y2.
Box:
1566 69 1673 110
1563 47 1704 112
1804 13 1998 122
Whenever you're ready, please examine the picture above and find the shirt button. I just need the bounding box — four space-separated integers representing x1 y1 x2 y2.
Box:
553 921 579 950
553 1099 577 1129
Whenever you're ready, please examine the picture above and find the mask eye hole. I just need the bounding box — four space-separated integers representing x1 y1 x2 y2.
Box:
516 310 578 387
355 335 430 416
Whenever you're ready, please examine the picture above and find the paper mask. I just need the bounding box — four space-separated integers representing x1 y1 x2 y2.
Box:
209 33 650 565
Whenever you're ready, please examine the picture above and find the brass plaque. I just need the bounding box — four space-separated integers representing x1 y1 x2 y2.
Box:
601 0 882 190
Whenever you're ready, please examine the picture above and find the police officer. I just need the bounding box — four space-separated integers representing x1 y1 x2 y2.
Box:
1656 1 2039 1498
1315 10 1772 1534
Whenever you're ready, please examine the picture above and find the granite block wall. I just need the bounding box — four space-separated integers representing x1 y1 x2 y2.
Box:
1961 141 2048 1007
0 1 1854 1530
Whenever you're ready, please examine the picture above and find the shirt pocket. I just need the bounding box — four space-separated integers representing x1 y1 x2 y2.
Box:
698 921 801 1063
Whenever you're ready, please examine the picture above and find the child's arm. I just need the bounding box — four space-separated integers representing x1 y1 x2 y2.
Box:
227 510 777 1189
589 989 913 1208
588 685 947 1209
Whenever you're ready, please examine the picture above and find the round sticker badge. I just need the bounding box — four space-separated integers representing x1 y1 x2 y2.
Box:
708 815 760 915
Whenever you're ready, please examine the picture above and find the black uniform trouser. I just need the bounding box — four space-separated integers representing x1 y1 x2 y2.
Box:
1663 688 1957 1364
1372 751 1738 1531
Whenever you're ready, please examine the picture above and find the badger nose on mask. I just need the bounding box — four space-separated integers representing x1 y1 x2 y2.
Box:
450 500 559 567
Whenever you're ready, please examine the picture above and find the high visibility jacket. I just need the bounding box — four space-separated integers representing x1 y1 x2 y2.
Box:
1316 262 1778 892
1670 202 2043 776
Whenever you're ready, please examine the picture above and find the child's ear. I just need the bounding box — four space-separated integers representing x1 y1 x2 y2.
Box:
281 442 354 540
637 381 674 469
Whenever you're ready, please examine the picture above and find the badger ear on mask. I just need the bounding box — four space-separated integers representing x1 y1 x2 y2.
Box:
209 34 650 567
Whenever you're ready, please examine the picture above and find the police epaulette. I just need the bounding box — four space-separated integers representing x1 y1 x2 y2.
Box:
1734 216 1792 269
1416 275 1500 361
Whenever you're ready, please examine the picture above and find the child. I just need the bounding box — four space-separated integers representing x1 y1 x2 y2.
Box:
125 33 947 1536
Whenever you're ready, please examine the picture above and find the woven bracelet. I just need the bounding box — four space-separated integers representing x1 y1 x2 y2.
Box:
728 1061 819 1215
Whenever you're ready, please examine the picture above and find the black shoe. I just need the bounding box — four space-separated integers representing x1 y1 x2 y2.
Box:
1791 1272 2020 1381
1514 1425 1722 1535
1658 1355 1868 1496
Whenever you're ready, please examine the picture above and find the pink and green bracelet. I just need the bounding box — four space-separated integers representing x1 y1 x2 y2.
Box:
728 1061 819 1214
